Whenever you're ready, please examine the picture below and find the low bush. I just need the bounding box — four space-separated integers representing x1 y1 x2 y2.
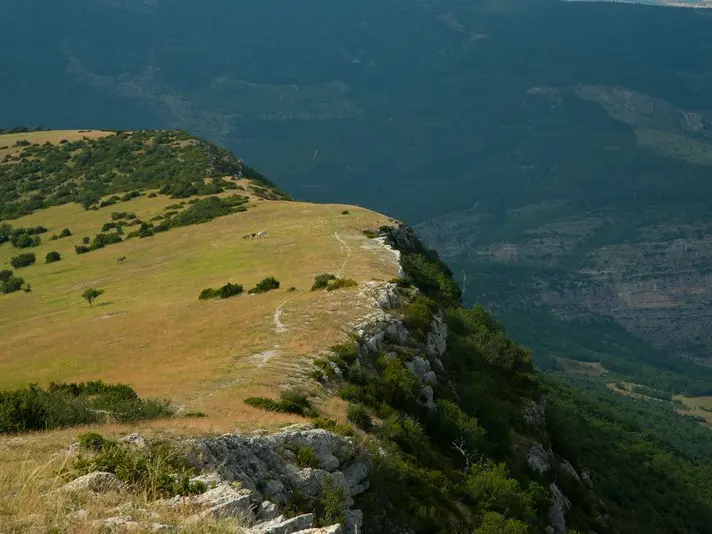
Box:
0 381 174 433
45 251 61 264
71 434 204 499
244 389 315 417
347 404 373 431
341 210 350 215
199 282 244 300
249 276 280 294
59 228 72 238
0 270 12 283
311 273 336 291
326 278 358 291
289 445 320 469
11 233 40 248
75 245 89 254
10 253 35 269
1 274 26 294
402 295 437 341
311 417 355 437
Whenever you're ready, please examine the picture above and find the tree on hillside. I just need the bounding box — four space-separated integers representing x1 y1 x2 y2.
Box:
81 288 104 307
45 251 61 264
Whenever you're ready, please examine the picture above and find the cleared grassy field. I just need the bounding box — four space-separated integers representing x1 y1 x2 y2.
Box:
0 193 400 430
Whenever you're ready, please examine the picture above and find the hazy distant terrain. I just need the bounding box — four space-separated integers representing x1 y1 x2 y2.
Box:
4 0 712 390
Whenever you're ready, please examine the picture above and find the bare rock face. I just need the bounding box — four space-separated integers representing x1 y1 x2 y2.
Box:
191 483 253 520
547 483 572 534
61 471 124 494
248 513 314 534
526 442 551 475
184 426 368 533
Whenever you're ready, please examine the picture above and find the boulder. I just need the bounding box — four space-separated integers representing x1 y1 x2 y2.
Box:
192 483 254 520
62 472 124 494
120 433 147 449
341 460 370 496
258 501 281 521
249 513 314 534
295 526 343 534
425 313 448 357
345 509 364 534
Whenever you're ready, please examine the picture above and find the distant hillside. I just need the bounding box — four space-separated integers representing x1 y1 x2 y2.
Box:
4 0 712 395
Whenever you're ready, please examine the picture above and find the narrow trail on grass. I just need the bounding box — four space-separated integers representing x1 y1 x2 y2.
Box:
274 298 292 333
334 232 351 278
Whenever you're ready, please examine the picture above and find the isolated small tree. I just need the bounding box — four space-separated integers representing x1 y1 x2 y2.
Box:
45 251 61 264
82 288 105 307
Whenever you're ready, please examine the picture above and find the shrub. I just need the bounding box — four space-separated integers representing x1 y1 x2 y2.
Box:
326 278 358 291
11 233 40 248
71 435 203 499
218 283 243 299
82 236 90 244
10 253 35 269
347 404 373 431
59 228 72 238
45 251 61 263
341 210 350 215
290 445 320 469
311 417 355 437
78 431 109 452
249 276 280 294
244 396 282 412
199 283 243 300
0 381 173 433
315 479 347 527
311 273 336 291
403 295 437 341
1 274 25 294
0 270 12 283
75 245 89 254
244 389 315 416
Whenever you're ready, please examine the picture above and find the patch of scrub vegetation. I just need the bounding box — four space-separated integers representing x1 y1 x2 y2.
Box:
244 389 316 417
0 381 173 433
69 433 205 499
282 478 347 528
0 269 28 294
326 278 357 291
44 251 61 263
199 282 244 300
10 252 35 268
77 195 250 255
311 273 337 290
311 273 356 291
248 276 280 294
0 129 288 220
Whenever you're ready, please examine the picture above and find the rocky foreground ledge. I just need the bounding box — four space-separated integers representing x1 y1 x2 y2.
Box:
62 424 368 533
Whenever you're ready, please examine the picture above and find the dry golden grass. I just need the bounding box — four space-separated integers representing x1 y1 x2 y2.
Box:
0 196 399 428
0 132 401 531
0 426 250 532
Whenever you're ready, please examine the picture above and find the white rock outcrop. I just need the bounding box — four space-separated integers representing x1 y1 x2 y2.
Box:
61 472 124 494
